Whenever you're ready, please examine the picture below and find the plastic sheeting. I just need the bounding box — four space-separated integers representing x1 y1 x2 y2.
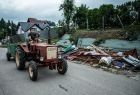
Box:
77 38 96 48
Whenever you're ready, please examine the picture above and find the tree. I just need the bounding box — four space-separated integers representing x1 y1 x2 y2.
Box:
88 8 101 29
11 21 17 35
0 18 17 40
99 4 115 27
59 0 75 33
73 4 88 29
6 20 11 36
0 18 7 39
0 18 6 29
134 0 140 22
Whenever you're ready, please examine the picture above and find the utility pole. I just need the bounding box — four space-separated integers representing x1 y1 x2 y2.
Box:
102 16 105 31
86 17 89 30
9 25 12 36
117 15 124 29
86 9 89 30
47 27 51 44
2 28 4 39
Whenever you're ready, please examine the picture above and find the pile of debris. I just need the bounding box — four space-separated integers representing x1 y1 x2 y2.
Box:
57 34 76 54
57 34 140 72
66 45 140 72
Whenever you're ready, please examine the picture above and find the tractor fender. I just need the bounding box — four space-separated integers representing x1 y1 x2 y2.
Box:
18 44 30 53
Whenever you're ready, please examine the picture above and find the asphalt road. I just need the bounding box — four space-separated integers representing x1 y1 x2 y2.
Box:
0 48 140 95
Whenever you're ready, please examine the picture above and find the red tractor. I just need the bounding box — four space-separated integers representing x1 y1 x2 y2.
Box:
15 31 68 81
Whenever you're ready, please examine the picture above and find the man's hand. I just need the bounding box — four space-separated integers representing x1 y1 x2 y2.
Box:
29 40 33 44
28 36 32 40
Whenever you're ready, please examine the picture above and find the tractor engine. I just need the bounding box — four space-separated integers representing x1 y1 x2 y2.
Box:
31 43 59 64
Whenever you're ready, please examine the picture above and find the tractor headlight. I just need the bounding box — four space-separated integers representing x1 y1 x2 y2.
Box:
40 57 44 61
58 55 62 59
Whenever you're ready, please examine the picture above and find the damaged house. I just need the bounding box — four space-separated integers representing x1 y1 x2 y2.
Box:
17 18 57 39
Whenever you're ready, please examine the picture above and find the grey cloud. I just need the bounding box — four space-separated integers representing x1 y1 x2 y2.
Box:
0 0 134 23
76 0 135 8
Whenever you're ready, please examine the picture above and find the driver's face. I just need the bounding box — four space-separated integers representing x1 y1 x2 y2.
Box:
30 30 33 32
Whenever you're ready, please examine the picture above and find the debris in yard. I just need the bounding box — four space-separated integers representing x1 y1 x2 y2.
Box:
57 39 71 47
124 49 138 58
84 50 105 56
57 34 76 53
116 52 123 56
63 37 140 73
123 55 140 67
77 38 96 48
91 45 108 56
132 65 140 71
67 56 77 61
113 61 125 69
99 57 113 65
66 43 140 73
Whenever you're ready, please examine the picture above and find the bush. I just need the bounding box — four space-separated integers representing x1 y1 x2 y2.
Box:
125 25 140 41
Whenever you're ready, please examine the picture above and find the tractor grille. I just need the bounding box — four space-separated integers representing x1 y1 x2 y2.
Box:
46 47 57 59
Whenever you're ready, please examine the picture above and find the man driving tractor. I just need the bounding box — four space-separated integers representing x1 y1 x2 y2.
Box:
27 28 40 49
28 31 40 42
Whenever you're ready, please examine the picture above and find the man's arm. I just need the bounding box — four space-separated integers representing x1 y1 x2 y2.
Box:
28 32 32 41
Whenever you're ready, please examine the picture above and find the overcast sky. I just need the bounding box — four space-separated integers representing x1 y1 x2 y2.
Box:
0 0 134 24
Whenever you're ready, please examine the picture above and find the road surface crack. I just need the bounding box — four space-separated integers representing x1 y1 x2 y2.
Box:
0 87 6 95
59 84 68 92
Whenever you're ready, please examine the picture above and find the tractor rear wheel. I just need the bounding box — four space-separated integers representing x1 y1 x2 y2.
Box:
57 58 68 74
15 47 26 70
28 61 38 81
6 52 11 61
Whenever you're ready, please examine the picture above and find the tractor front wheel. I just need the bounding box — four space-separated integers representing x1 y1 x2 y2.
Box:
6 52 11 61
28 61 38 81
57 58 68 74
15 47 26 70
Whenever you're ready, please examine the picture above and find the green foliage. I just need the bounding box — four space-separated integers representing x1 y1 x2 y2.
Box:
99 4 115 16
125 25 140 41
58 20 67 37
73 0 140 30
73 4 88 29
0 18 17 40
99 4 115 27
88 8 101 29
59 0 75 33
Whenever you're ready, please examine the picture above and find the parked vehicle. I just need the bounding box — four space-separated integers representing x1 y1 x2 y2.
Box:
6 34 25 61
6 43 18 61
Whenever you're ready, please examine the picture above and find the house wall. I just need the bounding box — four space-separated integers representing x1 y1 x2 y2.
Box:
17 24 58 41
17 26 24 34
31 25 41 32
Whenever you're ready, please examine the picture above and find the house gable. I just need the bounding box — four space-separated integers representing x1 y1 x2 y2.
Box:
17 22 42 34
17 18 55 34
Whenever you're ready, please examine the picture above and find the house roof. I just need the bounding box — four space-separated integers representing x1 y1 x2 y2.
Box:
18 22 50 32
18 22 33 32
37 22 50 30
18 18 53 32
27 18 48 24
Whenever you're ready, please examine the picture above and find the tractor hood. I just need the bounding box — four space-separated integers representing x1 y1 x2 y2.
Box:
34 43 57 47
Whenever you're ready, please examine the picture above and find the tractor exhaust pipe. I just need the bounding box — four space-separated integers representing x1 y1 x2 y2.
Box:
46 26 51 44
